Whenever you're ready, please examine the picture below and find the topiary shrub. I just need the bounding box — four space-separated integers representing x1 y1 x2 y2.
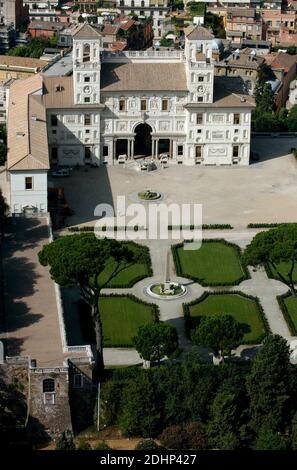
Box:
94 440 110 450
55 431 76 450
159 422 207 450
135 439 159 450
77 439 92 450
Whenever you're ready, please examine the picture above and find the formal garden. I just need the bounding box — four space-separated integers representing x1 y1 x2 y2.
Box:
172 240 248 285
277 293 297 336
184 292 269 345
97 241 152 288
100 295 158 347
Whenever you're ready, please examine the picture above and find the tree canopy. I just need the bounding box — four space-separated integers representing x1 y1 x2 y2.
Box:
246 335 293 432
39 233 139 372
243 224 297 295
133 322 179 364
191 314 245 357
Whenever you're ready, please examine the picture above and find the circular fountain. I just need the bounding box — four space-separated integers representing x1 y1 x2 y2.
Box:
137 189 161 201
147 281 187 300
146 250 187 300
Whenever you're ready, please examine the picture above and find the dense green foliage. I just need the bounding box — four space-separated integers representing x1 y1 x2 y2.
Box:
8 37 58 58
135 439 159 450
100 336 297 449
55 431 76 450
173 240 247 285
0 378 27 447
38 234 147 372
252 62 297 132
133 322 179 363
192 314 244 356
243 224 297 295
100 296 157 347
159 422 207 449
185 293 267 344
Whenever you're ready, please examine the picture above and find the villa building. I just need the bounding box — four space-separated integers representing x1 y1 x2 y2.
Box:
7 23 255 215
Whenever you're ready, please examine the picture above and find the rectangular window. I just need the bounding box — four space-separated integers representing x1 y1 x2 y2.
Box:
84 114 91 125
195 146 202 158
84 97 90 103
85 146 91 160
233 145 239 157
119 99 126 111
25 177 33 190
198 76 204 82
84 76 90 82
73 374 83 389
177 145 183 156
51 147 58 160
197 96 203 102
103 145 109 157
233 113 240 125
162 99 168 111
196 113 203 125
141 99 147 111
51 114 58 126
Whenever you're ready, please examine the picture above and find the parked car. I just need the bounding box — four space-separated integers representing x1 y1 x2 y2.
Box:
51 168 70 177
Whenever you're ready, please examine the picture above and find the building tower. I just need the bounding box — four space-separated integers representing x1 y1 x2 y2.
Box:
72 23 102 106
184 25 215 105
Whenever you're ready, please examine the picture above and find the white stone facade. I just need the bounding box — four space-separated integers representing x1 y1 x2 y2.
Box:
45 24 254 168
10 170 48 215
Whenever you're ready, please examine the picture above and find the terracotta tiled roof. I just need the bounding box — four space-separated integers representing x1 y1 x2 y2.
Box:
186 25 214 40
227 7 256 17
102 24 119 36
0 55 46 70
72 23 101 39
266 51 297 73
101 62 187 91
41 76 103 109
110 42 127 52
7 75 49 171
119 18 135 31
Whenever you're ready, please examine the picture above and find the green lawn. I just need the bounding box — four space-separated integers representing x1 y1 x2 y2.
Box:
99 296 156 347
186 293 267 344
174 240 247 285
266 261 297 284
97 242 151 288
280 294 297 335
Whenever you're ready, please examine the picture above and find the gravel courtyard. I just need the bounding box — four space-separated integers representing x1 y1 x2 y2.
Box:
54 137 297 229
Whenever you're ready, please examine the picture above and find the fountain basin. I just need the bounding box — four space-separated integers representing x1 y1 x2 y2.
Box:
146 281 187 300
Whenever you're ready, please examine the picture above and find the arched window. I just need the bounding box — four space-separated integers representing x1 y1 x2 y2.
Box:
43 378 55 393
83 43 90 63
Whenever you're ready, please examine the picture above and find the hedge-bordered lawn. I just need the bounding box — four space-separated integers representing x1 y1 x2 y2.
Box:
100 295 158 347
172 240 248 286
265 261 297 284
277 293 297 335
97 242 152 288
184 292 268 344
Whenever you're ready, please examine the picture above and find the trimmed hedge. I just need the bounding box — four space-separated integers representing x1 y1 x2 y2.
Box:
168 224 233 230
100 292 160 322
69 224 233 232
68 225 146 232
247 223 296 228
276 292 297 336
99 293 160 348
183 290 270 344
172 239 250 287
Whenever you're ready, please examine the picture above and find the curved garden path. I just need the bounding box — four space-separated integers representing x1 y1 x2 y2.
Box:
103 233 296 366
